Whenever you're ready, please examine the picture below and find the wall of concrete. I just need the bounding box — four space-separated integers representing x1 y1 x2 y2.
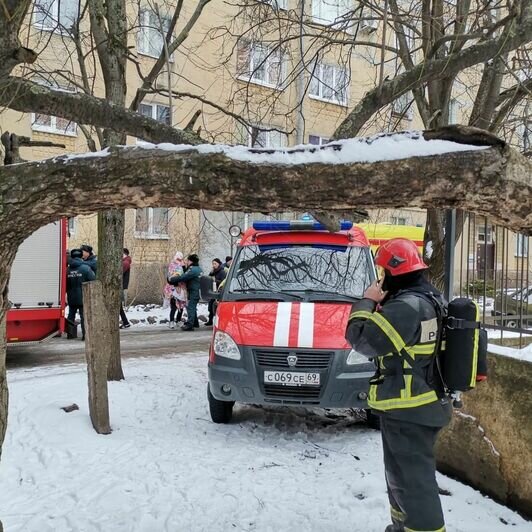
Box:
436 353 532 518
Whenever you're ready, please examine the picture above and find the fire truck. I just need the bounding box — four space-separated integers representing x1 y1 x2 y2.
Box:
6 219 67 345
358 223 425 253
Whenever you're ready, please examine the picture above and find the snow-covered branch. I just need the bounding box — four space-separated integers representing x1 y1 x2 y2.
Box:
1 127 530 238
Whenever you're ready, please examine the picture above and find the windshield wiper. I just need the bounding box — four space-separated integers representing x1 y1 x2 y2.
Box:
286 289 359 302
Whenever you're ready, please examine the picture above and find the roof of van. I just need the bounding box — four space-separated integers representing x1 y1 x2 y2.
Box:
238 226 370 248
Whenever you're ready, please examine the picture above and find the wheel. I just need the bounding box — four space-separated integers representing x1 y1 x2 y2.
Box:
365 409 381 430
207 384 234 423
505 315 520 329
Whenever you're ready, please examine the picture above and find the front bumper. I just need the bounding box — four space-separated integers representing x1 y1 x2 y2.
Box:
208 346 373 408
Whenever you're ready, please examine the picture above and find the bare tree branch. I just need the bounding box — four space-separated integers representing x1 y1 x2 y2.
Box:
0 77 202 145
334 3 532 138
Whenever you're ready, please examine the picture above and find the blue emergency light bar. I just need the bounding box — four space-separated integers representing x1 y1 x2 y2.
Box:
252 220 353 231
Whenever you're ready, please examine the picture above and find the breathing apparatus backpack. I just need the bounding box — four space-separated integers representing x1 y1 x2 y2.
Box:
423 294 488 407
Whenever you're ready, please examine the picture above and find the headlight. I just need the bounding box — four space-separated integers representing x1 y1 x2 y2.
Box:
346 349 367 365
213 331 241 360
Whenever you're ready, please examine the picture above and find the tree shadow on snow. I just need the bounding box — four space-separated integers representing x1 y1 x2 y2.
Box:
232 404 372 435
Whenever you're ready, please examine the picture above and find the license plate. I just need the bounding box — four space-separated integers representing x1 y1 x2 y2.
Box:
263 371 320 386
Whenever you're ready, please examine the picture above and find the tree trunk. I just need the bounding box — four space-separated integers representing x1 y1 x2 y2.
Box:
424 208 446 290
88 0 128 382
97 209 125 381
83 280 112 434
0 248 16 532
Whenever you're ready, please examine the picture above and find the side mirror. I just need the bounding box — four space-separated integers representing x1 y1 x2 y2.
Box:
200 275 218 301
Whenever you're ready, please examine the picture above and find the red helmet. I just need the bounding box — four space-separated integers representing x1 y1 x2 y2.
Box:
375 238 428 276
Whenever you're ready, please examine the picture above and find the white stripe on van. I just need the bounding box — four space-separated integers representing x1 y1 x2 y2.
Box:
273 302 292 347
298 303 314 348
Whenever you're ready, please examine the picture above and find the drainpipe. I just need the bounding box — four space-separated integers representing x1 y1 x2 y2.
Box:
295 0 306 145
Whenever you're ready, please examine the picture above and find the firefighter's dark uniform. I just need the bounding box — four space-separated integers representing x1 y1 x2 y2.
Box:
346 287 452 532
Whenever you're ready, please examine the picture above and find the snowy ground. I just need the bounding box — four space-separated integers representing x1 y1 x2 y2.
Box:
1 354 530 532
124 303 208 326
124 303 210 326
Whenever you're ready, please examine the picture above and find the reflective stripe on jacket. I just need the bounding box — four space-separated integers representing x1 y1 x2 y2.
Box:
346 289 451 427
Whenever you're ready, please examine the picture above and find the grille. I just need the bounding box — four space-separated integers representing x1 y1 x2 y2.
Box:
263 384 321 400
255 350 333 369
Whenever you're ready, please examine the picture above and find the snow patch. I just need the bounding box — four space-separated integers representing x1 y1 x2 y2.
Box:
425 241 433 259
132 130 488 165
488 341 532 362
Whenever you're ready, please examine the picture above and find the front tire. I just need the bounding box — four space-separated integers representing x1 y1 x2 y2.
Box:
208 384 234 423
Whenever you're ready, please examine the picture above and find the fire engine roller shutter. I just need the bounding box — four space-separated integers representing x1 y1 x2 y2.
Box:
8 222 62 308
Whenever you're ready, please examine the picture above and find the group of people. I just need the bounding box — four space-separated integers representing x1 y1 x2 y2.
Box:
66 243 233 337
163 254 232 330
66 246 132 339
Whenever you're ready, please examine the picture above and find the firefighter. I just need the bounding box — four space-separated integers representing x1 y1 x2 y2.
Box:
67 248 96 340
345 238 452 532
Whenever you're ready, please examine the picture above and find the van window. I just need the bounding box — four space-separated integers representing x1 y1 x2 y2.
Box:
227 244 373 300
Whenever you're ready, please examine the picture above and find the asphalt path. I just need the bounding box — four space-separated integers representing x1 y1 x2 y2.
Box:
6 326 213 369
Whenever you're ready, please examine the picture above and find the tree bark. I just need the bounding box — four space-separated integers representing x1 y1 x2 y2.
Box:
83 281 112 434
0 248 17 532
0 77 201 146
0 128 530 234
89 0 128 382
98 209 125 381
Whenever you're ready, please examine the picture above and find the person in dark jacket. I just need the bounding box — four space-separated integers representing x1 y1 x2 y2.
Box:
120 248 132 329
206 258 227 326
67 249 96 340
345 238 451 532
81 244 97 274
168 254 202 331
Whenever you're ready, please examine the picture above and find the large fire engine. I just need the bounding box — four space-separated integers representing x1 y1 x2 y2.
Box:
204 219 377 424
358 223 425 253
6 220 67 345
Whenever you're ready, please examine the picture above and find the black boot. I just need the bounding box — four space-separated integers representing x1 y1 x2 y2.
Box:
384 524 403 532
181 323 194 331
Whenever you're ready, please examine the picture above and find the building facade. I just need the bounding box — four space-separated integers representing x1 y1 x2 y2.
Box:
2 1 528 302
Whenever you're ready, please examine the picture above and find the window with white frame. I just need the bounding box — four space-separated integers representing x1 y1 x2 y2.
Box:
246 126 287 148
310 62 348 105
392 92 414 120
138 9 171 58
139 102 171 125
309 135 330 145
516 234 529 257
518 121 531 152
34 0 79 31
32 84 77 136
237 41 284 88
135 208 170 238
448 98 460 124
68 217 76 236
312 0 352 25
477 224 493 244
391 216 407 226
396 24 415 53
263 0 288 8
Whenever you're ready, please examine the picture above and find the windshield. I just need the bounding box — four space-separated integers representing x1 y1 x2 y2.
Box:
226 244 374 301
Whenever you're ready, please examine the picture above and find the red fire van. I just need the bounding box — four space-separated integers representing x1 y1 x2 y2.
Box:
205 220 377 423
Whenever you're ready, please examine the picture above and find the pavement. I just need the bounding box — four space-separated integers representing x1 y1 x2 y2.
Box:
6 326 213 369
